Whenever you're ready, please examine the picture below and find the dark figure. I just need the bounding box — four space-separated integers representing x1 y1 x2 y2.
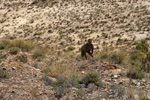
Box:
81 39 94 59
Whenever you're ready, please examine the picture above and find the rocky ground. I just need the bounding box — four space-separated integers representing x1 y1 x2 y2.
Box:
0 50 150 100
0 0 150 100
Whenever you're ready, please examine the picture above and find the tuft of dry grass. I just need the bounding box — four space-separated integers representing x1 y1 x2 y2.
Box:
44 61 66 77
9 47 20 55
10 39 35 52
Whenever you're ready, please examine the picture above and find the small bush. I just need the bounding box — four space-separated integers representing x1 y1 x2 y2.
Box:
130 51 144 61
44 66 51 74
9 47 20 55
67 46 75 51
69 74 80 87
75 89 84 97
16 54 28 63
49 62 66 77
0 43 6 49
56 75 67 85
33 49 45 60
56 86 64 98
0 69 7 78
80 72 100 86
136 40 149 53
0 39 11 49
127 65 144 79
110 51 126 64
146 52 150 62
43 74 53 85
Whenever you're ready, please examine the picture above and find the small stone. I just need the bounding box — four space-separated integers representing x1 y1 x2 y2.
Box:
134 94 139 100
2 67 6 70
142 79 146 83
132 80 138 85
11 90 15 93
113 75 118 79
137 82 140 86
82 71 84 74
87 83 97 92
119 81 124 85
12 67 16 70
78 84 86 88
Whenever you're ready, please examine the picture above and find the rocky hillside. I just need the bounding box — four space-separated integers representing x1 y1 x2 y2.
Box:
1 0 150 49
0 0 150 100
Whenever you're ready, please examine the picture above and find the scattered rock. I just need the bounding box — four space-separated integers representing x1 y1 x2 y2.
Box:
78 84 86 88
82 71 85 74
87 83 97 92
12 67 16 70
2 67 6 70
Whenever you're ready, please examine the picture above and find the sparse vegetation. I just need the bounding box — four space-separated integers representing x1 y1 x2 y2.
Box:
10 39 35 52
127 65 144 79
0 69 8 78
16 54 28 63
44 66 51 74
0 39 38 52
1 0 150 99
69 74 80 87
75 89 84 97
136 40 149 53
32 48 46 60
43 74 53 85
0 39 11 49
80 72 100 86
110 51 126 64
67 46 75 51
45 61 66 77
9 47 20 55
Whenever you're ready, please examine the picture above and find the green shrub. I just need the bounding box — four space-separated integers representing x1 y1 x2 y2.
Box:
75 89 84 97
16 54 28 63
130 51 144 61
136 40 149 53
0 69 7 78
44 66 51 74
56 86 64 98
56 75 67 85
43 74 53 85
80 72 100 86
69 74 80 87
127 65 144 79
9 47 20 55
